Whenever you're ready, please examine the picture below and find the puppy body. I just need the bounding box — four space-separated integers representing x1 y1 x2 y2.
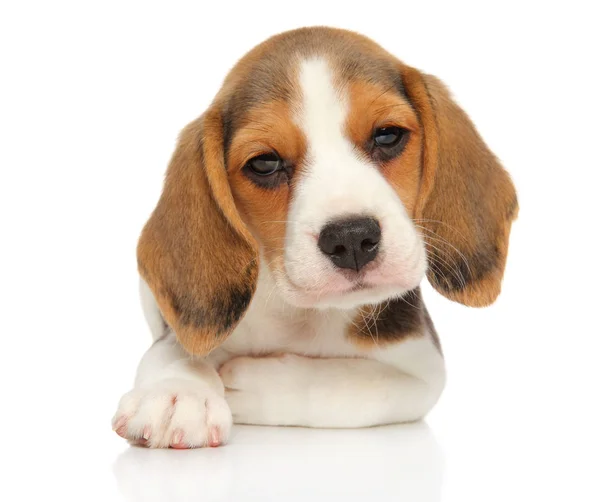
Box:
113 27 516 448
129 266 443 446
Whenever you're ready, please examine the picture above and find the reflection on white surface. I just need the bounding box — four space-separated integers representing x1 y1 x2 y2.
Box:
114 422 443 501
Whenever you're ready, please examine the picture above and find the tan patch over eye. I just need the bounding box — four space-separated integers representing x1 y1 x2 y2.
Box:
227 100 307 265
345 81 423 216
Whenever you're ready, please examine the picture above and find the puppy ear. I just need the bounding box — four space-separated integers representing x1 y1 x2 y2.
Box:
137 108 258 355
402 67 518 307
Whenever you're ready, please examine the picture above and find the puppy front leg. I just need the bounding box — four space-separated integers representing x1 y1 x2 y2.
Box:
220 354 443 428
112 333 231 448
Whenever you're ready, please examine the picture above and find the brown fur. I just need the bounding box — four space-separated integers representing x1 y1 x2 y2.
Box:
402 67 518 307
345 81 422 215
137 110 258 355
137 27 517 356
228 100 307 265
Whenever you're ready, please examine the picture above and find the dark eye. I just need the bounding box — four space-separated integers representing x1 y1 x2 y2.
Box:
370 126 410 163
246 153 283 176
373 126 404 147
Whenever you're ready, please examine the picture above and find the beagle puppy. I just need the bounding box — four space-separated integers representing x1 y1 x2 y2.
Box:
113 27 518 449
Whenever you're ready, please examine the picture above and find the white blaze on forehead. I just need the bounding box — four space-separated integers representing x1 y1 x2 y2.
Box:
293 57 386 220
293 57 368 216
296 58 347 151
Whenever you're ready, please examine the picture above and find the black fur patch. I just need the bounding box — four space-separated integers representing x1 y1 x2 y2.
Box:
373 288 424 336
353 288 425 342
169 262 257 336
213 265 256 334
169 289 209 330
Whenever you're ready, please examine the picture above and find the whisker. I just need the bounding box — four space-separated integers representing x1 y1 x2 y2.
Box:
358 307 378 347
413 219 470 244
423 245 467 289
340 310 363 334
421 239 467 288
421 233 472 280
415 225 473 279
399 296 421 311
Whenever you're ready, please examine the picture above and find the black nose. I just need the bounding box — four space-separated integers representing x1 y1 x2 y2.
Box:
318 217 381 272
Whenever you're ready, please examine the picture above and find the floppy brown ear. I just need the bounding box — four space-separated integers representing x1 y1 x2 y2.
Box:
402 67 518 307
137 108 258 355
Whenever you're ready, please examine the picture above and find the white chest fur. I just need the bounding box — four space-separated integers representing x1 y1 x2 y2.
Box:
211 265 365 364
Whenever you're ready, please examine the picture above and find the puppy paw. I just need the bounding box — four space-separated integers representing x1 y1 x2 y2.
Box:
112 379 232 449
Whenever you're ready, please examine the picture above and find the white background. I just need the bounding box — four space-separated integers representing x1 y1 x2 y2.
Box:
1 1 599 501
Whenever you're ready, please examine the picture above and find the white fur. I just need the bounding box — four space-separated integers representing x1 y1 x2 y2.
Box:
139 278 166 341
113 58 444 448
277 58 427 309
113 330 232 448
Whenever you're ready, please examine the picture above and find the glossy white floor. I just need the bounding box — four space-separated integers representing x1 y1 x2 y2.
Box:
113 423 442 501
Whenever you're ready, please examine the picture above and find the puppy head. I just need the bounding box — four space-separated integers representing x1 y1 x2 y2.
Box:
138 27 518 354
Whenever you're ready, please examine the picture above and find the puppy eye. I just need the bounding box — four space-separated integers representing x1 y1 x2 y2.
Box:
246 153 283 176
373 126 405 147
